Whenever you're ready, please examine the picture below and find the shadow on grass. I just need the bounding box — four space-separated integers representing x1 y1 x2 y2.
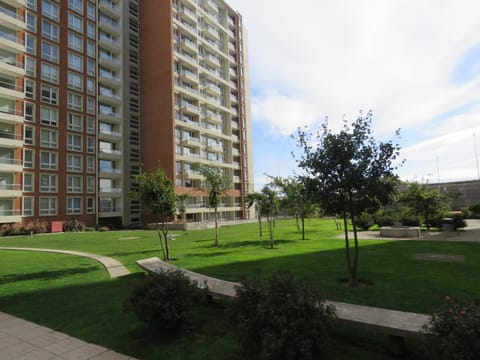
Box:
199 239 296 250
0 267 99 285
184 251 232 259
106 249 160 258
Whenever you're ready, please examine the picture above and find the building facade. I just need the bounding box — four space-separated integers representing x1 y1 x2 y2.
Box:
0 0 253 227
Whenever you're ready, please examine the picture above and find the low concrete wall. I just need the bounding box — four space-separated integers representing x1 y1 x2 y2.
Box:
380 226 420 238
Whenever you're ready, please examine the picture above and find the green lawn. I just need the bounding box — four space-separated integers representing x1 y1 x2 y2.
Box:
1 219 478 359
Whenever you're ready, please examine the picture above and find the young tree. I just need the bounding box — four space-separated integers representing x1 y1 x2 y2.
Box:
268 175 317 240
192 163 231 247
295 111 401 286
130 167 177 261
260 185 280 249
246 192 264 237
400 182 450 229
176 193 188 233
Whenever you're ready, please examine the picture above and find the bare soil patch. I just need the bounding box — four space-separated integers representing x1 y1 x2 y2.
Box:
413 253 465 262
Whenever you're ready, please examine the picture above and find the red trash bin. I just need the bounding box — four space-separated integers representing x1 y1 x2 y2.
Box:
51 221 63 233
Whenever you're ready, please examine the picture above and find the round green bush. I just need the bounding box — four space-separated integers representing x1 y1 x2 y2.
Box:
229 270 336 360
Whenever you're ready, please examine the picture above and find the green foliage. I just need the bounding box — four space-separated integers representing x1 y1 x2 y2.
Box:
0 221 50 236
452 214 467 230
373 208 398 227
355 213 374 230
423 296 480 360
228 270 336 360
128 270 201 331
400 214 421 227
246 187 279 248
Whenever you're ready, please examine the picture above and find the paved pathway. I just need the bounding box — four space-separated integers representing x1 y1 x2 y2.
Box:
0 312 136 359
0 248 130 278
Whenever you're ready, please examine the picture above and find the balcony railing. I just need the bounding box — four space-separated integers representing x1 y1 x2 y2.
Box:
99 207 122 213
99 148 122 156
99 128 122 137
0 157 21 165
0 107 22 116
0 130 22 140
99 187 122 193
99 168 122 174
0 79 21 92
0 209 21 216
99 0 119 11
0 6 23 21
0 183 21 190
0 29 22 44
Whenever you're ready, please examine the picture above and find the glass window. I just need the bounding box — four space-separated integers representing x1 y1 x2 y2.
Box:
86 156 95 173
87 22 95 39
39 173 57 192
67 154 82 172
40 84 58 105
24 149 34 169
87 97 95 114
26 12 36 32
40 106 58 126
86 176 95 192
67 133 82 151
87 136 95 153
68 92 83 111
68 12 83 33
87 3 95 20
87 59 95 76
23 197 34 217
41 41 59 62
68 31 83 52
25 103 35 122
68 52 83 71
42 20 59 42
25 79 35 99
68 0 83 14
23 173 34 192
67 197 82 215
42 0 59 21
87 40 95 58
25 57 36 76
67 113 83 131
39 196 57 216
40 128 57 148
87 117 95 133
86 197 95 214
25 34 36 55
67 72 83 90
26 0 36 11
67 175 82 193
86 78 95 95
24 126 34 145
39 151 57 170
41 62 59 83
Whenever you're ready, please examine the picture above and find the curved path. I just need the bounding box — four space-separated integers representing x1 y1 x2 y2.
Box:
0 247 130 278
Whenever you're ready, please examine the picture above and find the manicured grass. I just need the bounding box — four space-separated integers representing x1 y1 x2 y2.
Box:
1 219 479 359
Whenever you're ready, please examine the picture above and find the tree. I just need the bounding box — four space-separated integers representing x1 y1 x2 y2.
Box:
260 185 280 249
268 175 317 240
130 167 177 261
295 111 401 286
192 163 231 247
246 192 264 237
400 182 450 229
176 193 188 233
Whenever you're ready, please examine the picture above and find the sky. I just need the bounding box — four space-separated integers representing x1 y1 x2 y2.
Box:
227 0 480 190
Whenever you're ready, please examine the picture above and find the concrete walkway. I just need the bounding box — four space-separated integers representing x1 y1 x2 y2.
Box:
0 312 136 359
0 248 130 278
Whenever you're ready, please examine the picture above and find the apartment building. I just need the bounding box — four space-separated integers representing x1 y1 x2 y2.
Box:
0 0 252 227
140 0 253 223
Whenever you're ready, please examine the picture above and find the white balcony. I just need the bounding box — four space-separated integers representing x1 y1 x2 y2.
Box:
229 68 237 79
98 17 120 35
232 134 239 143
99 148 122 159
0 209 21 223
99 168 122 177
232 148 240 156
202 26 220 41
1 0 25 8
205 112 222 124
207 143 223 152
0 108 23 125
0 6 25 31
98 73 122 88
98 207 122 217
202 53 221 68
232 161 240 168
99 128 122 141
0 56 24 76
0 29 24 53
98 35 121 53
0 79 23 100
186 170 203 180
181 70 198 82
180 6 196 23
182 38 198 55
99 91 122 105
204 0 218 13
99 0 121 19
0 183 21 197
182 102 200 115
0 130 22 148
182 136 201 147
230 121 239 130
99 187 123 195
204 82 221 96
98 54 122 70
0 157 22 172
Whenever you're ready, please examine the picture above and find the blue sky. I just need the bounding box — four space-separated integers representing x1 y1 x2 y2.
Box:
228 0 480 190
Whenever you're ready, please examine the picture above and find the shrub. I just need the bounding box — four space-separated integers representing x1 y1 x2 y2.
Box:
452 213 467 230
99 226 110 232
373 209 398 227
228 270 336 360
128 270 201 331
24 221 49 234
355 213 374 230
401 214 421 227
423 296 480 359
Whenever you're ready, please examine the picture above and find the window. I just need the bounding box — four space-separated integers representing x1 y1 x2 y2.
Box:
87 97 95 114
67 113 83 131
42 20 59 42
23 173 34 192
24 149 34 169
86 197 95 214
68 0 83 14
40 128 57 148
86 176 95 192
39 197 57 216
86 157 95 173
67 197 82 215
67 154 82 172
68 52 83 71
26 12 36 32
41 63 58 83
25 79 35 99
87 59 95 76
25 103 35 122
87 22 95 39
26 0 36 11
24 126 34 145
68 31 83 52
67 133 82 151
87 117 95 133
41 41 59 62
67 72 82 90
40 106 58 126
87 78 95 95
68 12 83 33
68 92 83 111
41 84 58 104
42 0 59 21
39 173 57 192
25 57 36 76
26 34 36 55
87 3 95 20
87 40 95 57
23 197 34 217
87 136 95 153
40 151 57 170
67 175 82 193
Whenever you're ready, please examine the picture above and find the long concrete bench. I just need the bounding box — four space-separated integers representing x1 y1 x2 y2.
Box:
136 257 430 355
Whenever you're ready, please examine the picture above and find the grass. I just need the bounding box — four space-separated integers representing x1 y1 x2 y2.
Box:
1 218 479 359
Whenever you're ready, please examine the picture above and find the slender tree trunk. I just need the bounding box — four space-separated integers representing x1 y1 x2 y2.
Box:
301 214 305 240
214 207 219 247
269 214 274 249
257 210 263 237
156 222 167 261
350 211 359 287
342 208 353 282
162 220 170 262
295 214 300 230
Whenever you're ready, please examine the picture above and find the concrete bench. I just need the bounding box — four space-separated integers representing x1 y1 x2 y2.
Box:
136 257 430 355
